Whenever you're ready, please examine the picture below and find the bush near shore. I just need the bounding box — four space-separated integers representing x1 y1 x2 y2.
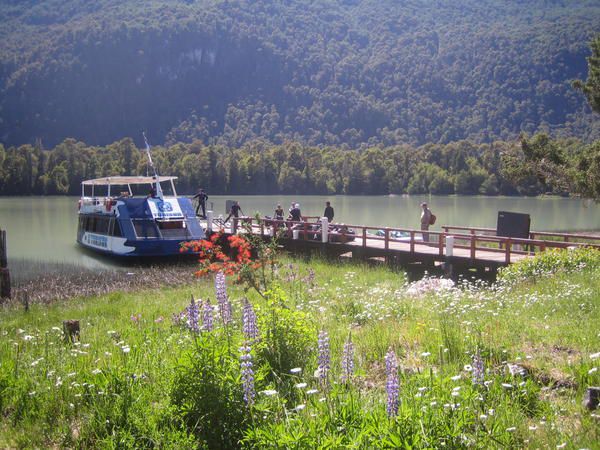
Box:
0 250 599 448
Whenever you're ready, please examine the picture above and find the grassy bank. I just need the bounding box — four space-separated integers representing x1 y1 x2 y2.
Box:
0 252 599 448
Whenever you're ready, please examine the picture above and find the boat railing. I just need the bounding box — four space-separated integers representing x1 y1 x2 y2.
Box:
79 196 115 214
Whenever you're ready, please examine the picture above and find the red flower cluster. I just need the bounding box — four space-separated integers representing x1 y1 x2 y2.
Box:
181 231 259 279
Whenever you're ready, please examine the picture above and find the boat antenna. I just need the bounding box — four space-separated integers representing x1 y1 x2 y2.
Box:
142 132 163 199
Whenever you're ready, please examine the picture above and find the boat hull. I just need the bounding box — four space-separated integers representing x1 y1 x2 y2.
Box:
76 233 198 257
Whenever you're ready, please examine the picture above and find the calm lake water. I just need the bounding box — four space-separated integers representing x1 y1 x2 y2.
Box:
1 195 598 271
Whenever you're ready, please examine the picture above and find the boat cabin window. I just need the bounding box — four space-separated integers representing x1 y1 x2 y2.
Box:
110 219 122 237
156 220 190 238
158 220 185 230
95 217 110 234
80 216 111 235
133 220 160 239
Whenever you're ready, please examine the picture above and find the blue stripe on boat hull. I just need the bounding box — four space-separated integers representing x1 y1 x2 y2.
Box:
77 238 198 257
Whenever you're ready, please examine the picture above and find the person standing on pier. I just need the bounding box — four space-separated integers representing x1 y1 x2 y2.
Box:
193 188 208 218
420 202 432 242
274 204 284 220
289 203 303 222
323 201 334 223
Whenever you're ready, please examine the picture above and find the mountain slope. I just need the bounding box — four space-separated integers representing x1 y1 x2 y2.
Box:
0 0 599 147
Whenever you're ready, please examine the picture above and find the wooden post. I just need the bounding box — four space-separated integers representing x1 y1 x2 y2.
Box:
410 231 415 254
438 233 444 256
22 289 29 312
505 238 511 264
470 234 476 260
583 387 600 410
0 229 7 268
362 227 367 249
384 228 389 251
303 222 308 241
63 320 80 343
0 229 11 300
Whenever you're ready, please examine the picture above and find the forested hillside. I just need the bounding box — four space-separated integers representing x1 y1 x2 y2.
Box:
1 0 599 148
1 135 597 197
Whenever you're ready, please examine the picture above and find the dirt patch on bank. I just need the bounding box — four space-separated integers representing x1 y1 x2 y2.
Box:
2 262 203 305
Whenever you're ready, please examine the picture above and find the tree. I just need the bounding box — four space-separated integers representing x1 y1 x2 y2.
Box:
48 164 70 194
500 135 559 196
574 141 600 199
573 34 600 114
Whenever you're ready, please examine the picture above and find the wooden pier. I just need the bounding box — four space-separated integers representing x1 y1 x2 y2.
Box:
207 217 600 277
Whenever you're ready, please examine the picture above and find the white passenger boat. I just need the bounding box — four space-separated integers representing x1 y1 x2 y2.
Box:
77 134 205 257
77 176 205 257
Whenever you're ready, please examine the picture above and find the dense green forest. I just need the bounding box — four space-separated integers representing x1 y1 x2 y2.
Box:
0 134 597 197
1 0 599 148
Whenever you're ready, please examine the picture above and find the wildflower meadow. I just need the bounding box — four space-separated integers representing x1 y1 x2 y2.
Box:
0 243 599 448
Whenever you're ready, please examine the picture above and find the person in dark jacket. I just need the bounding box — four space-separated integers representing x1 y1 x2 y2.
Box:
193 188 208 218
323 201 334 222
274 204 284 220
420 202 432 242
288 203 303 222
225 201 243 223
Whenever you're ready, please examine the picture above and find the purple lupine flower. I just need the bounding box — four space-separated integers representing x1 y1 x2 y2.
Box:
317 330 330 388
341 336 354 384
215 271 226 300
215 271 232 325
306 268 316 287
221 298 233 326
385 348 399 417
240 343 255 406
242 298 259 341
187 296 200 333
472 350 484 386
172 309 188 326
203 299 214 332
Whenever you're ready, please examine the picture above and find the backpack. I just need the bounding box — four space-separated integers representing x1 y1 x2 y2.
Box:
429 213 436 225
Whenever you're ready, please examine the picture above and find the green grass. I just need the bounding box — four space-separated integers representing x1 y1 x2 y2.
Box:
1 253 599 448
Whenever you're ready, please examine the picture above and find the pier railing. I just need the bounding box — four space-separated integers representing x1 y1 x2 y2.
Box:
441 225 600 245
229 217 600 265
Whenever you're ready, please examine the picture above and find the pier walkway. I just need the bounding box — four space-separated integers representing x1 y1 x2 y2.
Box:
205 216 600 276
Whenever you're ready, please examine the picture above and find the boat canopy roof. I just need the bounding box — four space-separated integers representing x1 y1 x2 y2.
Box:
81 176 177 186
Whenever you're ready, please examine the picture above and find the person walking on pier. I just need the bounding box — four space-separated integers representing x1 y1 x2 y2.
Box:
323 201 334 223
193 188 208 218
420 202 432 242
225 200 243 223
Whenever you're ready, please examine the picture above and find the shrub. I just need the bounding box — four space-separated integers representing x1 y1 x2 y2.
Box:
498 247 600 284
257 285 315 394
171 336 249 449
